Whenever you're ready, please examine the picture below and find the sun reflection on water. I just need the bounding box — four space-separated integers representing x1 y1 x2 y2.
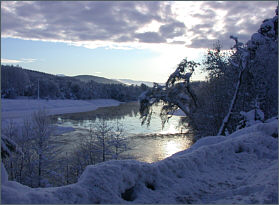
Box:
53 102 193 163
165 140 181 156
132 136 193 163
160 124 179 134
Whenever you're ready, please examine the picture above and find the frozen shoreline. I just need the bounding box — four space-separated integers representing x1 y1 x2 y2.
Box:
1 99 121 125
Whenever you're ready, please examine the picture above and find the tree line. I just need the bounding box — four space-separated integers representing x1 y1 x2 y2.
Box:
1 65 149 102
140 7 278 138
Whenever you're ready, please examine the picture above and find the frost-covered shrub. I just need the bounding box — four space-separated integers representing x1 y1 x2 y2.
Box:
237 108 264 129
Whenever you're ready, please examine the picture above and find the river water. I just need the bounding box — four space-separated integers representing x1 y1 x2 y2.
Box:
52 102 193 163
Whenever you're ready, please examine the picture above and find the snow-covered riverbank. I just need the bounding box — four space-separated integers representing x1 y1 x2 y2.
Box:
1 99 121 125
2 118 278 204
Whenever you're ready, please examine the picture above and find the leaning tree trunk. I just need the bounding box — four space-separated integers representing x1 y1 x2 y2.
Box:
217 70 243 135
217 35 249 136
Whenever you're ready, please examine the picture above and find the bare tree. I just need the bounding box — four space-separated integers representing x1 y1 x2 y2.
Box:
31 108 53 187
108 121 128 160
1 120 20 180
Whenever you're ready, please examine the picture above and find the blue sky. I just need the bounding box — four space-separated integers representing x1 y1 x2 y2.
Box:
1 1 277 82
1 37 160 80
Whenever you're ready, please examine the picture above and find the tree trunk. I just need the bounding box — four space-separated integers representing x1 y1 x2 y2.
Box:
10 161 14 180
102 137 105 162
217 70 243 135
38 153 42 187
19 156 24 183
66 152 69 184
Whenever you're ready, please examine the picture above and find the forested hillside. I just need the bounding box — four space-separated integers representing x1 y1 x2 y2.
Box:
73 75 122 84
1 65 148 102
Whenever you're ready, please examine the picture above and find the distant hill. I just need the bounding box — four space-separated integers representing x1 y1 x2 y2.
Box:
116 79 164 87
56 74 66 77
1 65 148 101
74 75 122 84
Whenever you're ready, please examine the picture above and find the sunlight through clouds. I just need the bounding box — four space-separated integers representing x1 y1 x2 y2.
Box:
1 1 277 82
2 1 276 50
135 20 164 33
146 44 208 82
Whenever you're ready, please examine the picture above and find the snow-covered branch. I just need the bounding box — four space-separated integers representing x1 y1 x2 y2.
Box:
139 58 200 127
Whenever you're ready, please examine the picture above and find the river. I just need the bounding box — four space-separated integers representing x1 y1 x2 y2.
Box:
51 102 194 163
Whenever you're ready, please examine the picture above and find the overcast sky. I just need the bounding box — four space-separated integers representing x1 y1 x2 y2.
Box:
1 1 277 82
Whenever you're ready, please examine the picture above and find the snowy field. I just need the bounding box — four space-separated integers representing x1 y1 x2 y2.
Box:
1 99 121 126
2 118 278 204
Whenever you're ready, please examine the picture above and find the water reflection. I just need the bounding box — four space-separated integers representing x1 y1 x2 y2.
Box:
52 102 186 135
160 124 179 134
53 102 140 122
52 102 194 163
165 140 180 156
125 134 193 163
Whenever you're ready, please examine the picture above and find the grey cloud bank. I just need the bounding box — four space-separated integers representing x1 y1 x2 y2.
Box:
1 1 277 49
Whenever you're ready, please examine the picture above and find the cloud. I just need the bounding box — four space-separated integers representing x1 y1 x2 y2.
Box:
191 8 216 20
1 1 277 50
1 2 180 45
1 58 36 64
187 1 277 49
20 58 37 63
1 58 22 64
135 32 166 43
159 21 186 38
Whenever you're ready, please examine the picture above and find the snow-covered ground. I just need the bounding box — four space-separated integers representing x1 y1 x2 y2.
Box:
1 99 121 127
2 118 277 204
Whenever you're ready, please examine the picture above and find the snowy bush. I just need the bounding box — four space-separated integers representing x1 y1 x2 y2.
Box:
2 110 60 187
56 120 130 185
238 109 264 128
